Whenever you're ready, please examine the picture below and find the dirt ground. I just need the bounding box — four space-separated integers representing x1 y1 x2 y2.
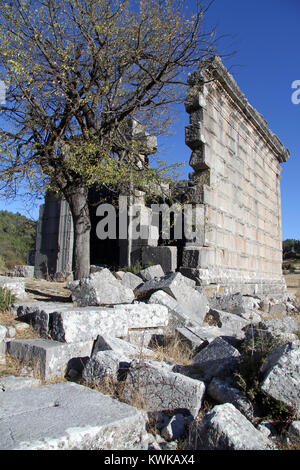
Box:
284 273 300 301
24 278 72 303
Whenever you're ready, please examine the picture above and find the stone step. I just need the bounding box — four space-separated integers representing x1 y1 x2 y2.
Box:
7 338 94 380
0 382 149 450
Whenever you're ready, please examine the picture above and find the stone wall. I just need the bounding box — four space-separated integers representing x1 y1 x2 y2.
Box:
181 57 289 296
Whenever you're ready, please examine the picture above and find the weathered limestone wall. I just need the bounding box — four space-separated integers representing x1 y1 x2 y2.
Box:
181 57 290 296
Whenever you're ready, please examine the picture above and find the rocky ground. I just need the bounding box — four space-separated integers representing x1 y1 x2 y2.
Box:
0 266 300 450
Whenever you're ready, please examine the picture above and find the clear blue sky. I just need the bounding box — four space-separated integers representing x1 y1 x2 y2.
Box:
0 0 299 241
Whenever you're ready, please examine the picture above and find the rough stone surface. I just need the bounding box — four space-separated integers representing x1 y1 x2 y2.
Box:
92 335 153 359
0 324 7 342
13 265 35 278
207 377 254 420
0 276 27 300
122 359 205 417
7 338 94 380
193 337 240 378
82 350 126 384
208 309 249 340
194 403 275 450
111 303 169 330
0 382 149 450
49 307 129 343
67 269 135 307
121 272 143 290
259 317 300 341
176 327 207 353
136 273 208 325
148 290 197 328
0 376 41 392
260 342 300 414
139 264 164 281
288 421 300 438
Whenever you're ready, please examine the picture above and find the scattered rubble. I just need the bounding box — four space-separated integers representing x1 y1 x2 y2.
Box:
0 266 299 450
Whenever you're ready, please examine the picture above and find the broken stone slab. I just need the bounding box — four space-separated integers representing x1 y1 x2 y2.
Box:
207 309 249 340
148 290 197 328
259 317 300 342
122 359 205 418
7 338 94 380
13 265 34 278
180 325 241 347
49 307 129 343
0 382 149 450
15 301 73 337
92 335 154 359
207 377 254 420
67 269 135 307
192 337 240 379
209 293 261 315
0 276 27 300
139 264 164 281
120 272 143 290
176 327 207 353
288 421 300 439
194 403 275 450
136 273 208 326
0 376 41 392
109 303 169 330
124 328 165 349
260 342 300 415
82 350 127 384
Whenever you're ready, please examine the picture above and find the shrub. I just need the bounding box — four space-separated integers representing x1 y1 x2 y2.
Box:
0 287 16 313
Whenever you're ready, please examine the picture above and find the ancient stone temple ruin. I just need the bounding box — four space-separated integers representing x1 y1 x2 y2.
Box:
34 57 290 297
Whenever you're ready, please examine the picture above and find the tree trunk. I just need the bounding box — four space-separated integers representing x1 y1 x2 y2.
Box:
66 186 91 280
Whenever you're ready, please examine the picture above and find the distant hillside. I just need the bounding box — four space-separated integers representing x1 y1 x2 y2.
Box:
0 210 36 272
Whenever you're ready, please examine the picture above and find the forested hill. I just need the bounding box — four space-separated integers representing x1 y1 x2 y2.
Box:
0 210 36 272
283 239 300 260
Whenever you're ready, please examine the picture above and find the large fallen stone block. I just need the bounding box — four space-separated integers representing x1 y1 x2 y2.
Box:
194 403 275 450
209 293 261 315
0 376 41 392
93 335 153 359
208 309 249 340
15 301 72 337
0 382 149 450
0 276 27 300
148 290 197 328
0 324 7 342
259 317 300 342
139 264 164 281
136 273 208 326
7 338 94 380
67 269 135 307
121 272 143 290
260 342 300 415
192 337 240 379
207 377 254 420
82 350 126 384
124 328 165 349
49 307 129 343
122 359 205 417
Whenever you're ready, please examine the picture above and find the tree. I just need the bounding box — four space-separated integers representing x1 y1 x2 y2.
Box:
0 0 218 279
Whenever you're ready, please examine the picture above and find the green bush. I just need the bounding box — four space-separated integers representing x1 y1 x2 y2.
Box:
0 287 16 313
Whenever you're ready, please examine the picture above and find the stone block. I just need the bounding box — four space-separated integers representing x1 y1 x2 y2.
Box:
13 265 34 278
208 309 249 340
136 273 208 326
0 324 7 342
139 264 164 281
67 269 135 307
109 303 169 330
260 342 300 415
142 246 177 274
7 338 94 380
92 335 153 359
82 350 126 384
122 359 205 417
121 272 143 290
207 377 254 420
194 403 275 450
192 337 240 379
0 382 149 450
148 291 197 328
0 276 27 300
0 376 41 392
49 307 129 343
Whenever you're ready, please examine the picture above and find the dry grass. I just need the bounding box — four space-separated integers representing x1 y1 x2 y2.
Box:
149 333 193 365
0 309 41 339
25 278 71 302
